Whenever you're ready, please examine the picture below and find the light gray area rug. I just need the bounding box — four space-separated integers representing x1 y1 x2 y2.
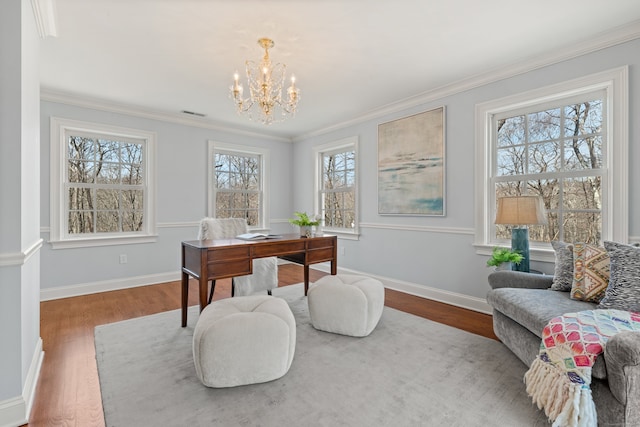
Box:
95 284 549 426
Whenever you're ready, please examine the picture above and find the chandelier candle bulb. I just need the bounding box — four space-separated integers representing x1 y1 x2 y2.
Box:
231 72 243 99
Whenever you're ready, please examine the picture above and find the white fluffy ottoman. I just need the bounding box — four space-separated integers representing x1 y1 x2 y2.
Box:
308 274 385 337
192 295 296 388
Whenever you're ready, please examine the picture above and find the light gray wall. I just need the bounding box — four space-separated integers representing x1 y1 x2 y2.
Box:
0 0 42 416
293 38 640 300
37 38 639 308
39 103 293 291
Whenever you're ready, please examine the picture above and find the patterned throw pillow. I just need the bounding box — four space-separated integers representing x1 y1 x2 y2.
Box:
550 241 574 291
598 241 640 311
570 243 610 303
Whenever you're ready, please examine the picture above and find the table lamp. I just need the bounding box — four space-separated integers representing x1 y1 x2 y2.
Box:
494 196 547 272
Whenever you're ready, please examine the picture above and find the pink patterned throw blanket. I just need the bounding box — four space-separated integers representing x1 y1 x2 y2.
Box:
524 310 640 427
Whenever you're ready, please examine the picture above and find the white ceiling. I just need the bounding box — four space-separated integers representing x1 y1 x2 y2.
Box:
40 0 640 140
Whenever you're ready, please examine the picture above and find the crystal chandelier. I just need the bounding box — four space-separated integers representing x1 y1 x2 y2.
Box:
230 38 300 125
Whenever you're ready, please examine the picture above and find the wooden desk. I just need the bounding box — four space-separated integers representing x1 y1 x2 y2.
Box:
181 234 337 326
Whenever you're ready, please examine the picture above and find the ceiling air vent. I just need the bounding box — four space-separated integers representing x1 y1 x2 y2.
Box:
181 110 206 117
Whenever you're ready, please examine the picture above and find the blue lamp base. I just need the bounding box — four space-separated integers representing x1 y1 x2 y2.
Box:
511 227 530 273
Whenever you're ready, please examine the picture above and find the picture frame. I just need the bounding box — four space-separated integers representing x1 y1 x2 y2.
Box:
377 106 446 216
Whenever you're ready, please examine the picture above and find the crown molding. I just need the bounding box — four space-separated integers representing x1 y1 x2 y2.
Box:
31 0 57 38
39 19 639 144
294 19 640 142
40 89 293 143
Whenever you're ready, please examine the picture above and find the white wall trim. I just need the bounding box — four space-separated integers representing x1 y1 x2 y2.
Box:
40 271 180 301
157 222 199 229
0 239 43 267
360 222 474 236
30 0 57 38
0 338 43 427
40 89 292 143
0 396 26 427
311 263 491 314
22 338 43 425
40 264 491 313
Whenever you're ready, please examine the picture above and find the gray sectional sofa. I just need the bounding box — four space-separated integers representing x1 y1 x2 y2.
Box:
487 270 640 426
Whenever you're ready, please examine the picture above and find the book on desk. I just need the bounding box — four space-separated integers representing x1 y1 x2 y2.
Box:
235 233 282 241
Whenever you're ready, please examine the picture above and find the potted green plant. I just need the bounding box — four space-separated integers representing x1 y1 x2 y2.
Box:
486 247 524 270
289 211 320 237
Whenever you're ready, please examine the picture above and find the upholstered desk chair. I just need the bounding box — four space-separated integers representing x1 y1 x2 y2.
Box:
197 217 278 302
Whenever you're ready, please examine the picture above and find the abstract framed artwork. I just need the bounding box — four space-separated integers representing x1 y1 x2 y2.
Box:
377 106 445 216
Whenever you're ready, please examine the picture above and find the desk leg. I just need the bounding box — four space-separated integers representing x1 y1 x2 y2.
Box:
181 271 189 327
199 276 209 312
304 265 310 295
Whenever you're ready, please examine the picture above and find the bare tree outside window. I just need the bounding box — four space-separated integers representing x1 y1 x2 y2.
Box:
495 99 603 244
214 152 261 226
321 149 355 229
67 136 144 234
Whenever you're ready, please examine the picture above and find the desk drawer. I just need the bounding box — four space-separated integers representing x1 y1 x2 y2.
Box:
207 246 250 262
307 247 335 263
307 238 335 250
208 259 252 278
253 241 306 257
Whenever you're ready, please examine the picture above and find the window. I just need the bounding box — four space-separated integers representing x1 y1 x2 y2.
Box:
50 118 157 248
208 141 269 229
475 67 628 257
314 136 358 236
495 96 604 243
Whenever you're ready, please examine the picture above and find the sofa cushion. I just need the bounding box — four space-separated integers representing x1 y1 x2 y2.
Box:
487 287 607 379
487 288 597 338
599 241 640 311
570 243 610 303
550 241 574 291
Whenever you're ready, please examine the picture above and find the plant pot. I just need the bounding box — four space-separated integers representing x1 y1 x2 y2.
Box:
494 263 514 271
299 225 312 238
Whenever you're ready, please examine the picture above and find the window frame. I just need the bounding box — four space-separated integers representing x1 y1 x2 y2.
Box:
207 141 270 231
474 67 628 261
313 136 359 239
50 117 157 249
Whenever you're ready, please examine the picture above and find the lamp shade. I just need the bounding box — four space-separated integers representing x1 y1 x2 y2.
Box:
495 196 547 225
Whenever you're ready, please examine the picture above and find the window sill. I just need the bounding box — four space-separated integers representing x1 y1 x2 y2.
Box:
322 229 360 241
49 234 158 249
473 243 555 263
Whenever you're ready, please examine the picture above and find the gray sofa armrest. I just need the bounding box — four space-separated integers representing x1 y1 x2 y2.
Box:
605 331 640 409
488 270 553 290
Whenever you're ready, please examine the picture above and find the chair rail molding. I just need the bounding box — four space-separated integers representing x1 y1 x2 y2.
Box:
359 222 474 236
0 239 43 267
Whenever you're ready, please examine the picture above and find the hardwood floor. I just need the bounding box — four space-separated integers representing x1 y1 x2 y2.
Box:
26 264 496 426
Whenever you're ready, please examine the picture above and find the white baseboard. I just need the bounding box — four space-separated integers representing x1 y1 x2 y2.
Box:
310 263 492 315
39 264 492 314
41 260 294 301
40 272 180 301
0 397 26 427
0 338 44 427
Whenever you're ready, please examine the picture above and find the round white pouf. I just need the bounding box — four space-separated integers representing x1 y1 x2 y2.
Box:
193 295 296 388
308 274 385 337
